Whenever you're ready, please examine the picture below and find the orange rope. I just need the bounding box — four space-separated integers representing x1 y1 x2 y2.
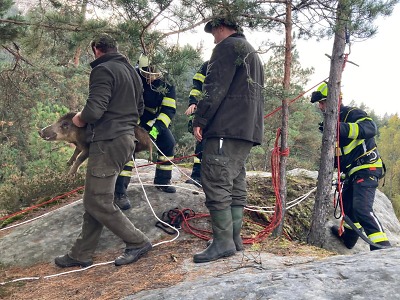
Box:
0 186 84 222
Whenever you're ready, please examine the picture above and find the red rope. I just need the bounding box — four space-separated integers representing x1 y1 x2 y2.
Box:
136 153 198 168
240 128 284 243
0 186 84 222
335 52 350 235
2 79 332 241
264 78 329 119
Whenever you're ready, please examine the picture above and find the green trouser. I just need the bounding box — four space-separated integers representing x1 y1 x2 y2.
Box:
69 134 149 261
201 138 253 211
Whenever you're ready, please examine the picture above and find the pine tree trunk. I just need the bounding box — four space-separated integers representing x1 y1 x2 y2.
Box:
273 1 292 236
307 0 349 247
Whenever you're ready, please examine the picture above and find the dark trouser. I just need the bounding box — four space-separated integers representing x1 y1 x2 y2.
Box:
342 172 389 244
69 134 149 261
191 140 203 179
153 127 175 185
114 125 176 194
201 138 253 211
115 160 133 195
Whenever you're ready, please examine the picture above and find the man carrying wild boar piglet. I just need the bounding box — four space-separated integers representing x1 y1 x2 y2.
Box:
54 33 152 268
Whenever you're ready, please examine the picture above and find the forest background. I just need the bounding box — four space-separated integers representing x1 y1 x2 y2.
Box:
1 0 400 227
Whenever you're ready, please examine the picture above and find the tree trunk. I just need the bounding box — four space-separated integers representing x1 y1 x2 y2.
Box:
307 0 349 247
273 1 292 236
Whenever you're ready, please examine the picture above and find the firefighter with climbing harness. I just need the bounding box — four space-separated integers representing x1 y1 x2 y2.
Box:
311 82 391 250
114 53 177 210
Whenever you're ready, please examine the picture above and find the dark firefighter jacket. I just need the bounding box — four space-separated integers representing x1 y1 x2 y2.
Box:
337 104 383 178
193 33 264 145
188 61 209 107
81 52 144 142
138 71 176 134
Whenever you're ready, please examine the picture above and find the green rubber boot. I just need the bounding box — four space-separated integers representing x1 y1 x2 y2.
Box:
193 208 236 263
231 206 245 251
206 206 245 251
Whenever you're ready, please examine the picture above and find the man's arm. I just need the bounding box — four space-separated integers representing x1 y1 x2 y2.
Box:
81 66 112 124
339 109 377 140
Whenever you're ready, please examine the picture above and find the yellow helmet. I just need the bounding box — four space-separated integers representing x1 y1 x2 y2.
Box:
138 53 162 82
310 82 328 103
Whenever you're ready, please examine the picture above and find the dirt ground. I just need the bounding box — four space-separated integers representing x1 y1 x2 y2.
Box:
0 234 334 300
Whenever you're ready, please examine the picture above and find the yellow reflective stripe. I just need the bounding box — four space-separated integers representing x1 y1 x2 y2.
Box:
146 119 156 127
194 157 201 163
125 160 134 167
348 123 359 139
348 159 383 177
342 139 364 155
356 117 373 123
157 113 171 128
190 89 201 97
119 170 133 177
368 232 388 243
158 155 174 162
156 164 173 171
161 97 176 109
344 222 362 230
145 107 158 114
193 73 206 82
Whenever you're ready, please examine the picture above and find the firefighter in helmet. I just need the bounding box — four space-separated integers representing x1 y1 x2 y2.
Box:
184 60 209 187
311 82 391 250
114 54 177 210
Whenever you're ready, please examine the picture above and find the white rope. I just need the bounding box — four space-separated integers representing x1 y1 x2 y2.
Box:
0 157 184 285
0 201 80 232
0 138 317 285
245 187 317 213
132 159 180 247
149 139 203 189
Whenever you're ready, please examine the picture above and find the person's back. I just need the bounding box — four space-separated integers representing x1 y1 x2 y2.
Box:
196 30 264 144
337 104 383 178
83 43 143 142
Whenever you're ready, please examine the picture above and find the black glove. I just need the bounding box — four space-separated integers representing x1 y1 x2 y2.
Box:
187 114 194 134
318 122 324 133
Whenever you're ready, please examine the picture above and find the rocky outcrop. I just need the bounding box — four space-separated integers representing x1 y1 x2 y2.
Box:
128 247 400 300
0 160 206 267
1 164 399 299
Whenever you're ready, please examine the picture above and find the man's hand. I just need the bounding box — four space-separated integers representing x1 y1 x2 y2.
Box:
185 104 197 116
194 126 202 142
72 112 86 128
149 126 159 141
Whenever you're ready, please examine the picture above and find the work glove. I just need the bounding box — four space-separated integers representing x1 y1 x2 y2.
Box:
318 122 324 133
187 114 194 134
149 125 159 141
